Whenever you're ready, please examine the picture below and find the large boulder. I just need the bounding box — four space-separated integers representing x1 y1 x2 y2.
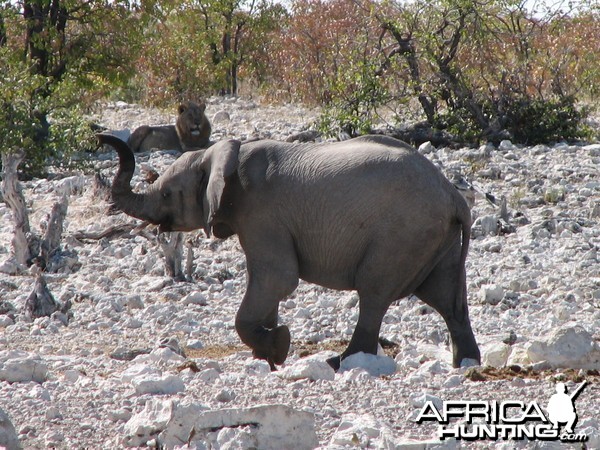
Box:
527 326 600 369
123 400 318 449
278 356 335 381
0 350 48 383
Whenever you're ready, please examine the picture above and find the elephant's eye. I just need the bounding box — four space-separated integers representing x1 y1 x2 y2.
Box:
162 190 171 199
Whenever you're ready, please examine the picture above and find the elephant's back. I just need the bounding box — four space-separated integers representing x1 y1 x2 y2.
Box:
238 136 454 206
297 136 445 191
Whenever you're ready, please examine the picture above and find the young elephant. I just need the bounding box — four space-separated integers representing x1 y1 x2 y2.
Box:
98 133 481 370
127 100 212 152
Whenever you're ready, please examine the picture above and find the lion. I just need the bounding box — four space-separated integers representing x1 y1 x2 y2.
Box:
127 100 212 152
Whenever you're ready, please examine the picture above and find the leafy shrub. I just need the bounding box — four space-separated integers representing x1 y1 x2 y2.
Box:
502 96 590 145
318 60 389 137
0 1 137 178
429 95 590 145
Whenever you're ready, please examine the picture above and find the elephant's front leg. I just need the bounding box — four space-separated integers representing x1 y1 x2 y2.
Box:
235 258 299 370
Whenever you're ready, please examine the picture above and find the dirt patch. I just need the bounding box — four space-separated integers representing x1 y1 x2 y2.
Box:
183 338 401 362
186 344 247 360
294 337 400 358
465 365 600 382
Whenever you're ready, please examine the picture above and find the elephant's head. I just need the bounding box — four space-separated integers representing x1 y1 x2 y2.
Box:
97 133 240 236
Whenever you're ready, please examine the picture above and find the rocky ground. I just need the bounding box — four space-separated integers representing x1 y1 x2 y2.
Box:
0 97 599 449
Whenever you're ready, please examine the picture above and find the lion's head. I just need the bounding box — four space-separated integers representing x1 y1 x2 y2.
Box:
176 100 212 150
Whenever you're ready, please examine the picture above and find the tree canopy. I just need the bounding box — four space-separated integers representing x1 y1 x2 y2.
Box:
1 0 599 174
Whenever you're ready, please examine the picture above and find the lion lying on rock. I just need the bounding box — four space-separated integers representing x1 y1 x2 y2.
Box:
128 100 212 152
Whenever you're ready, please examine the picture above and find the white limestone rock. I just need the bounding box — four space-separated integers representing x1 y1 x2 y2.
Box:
181 292 207 306
131 373 185 395
123 401 318 450
527 326 600 369
120 363 161 384
499 139 516 151
480 284 505 305
212 110 231 123
416 360 450 376
418 141 435 155
482 342 512 368
123 399 185 447
329 413 397 448
278 357 335 381
340 352 397 377
132 347 185 368
0 350 48 383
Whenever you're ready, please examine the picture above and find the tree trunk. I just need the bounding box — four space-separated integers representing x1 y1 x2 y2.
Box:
0 9 7 47
39 194 68 269
1 150 35 268
159 232 184 280
380 23 436 124
185 240 194 281
1 151 70 272
222 28 232 95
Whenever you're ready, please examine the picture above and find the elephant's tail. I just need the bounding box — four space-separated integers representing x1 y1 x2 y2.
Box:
456 197 472 316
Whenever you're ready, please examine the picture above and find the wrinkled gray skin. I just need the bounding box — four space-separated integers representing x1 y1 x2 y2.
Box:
98 133 480 370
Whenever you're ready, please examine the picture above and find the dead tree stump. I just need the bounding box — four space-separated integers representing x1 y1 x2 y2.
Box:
39 195 69 269
185 240 194 281
24 275 60 319
1 151 70 273
1 150 35 267
24 274 72 323
158 232 185 280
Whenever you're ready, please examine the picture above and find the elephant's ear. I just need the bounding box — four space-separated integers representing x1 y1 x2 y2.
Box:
201 139 241 236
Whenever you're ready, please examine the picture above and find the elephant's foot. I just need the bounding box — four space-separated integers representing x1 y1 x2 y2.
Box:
251 325 291 371
326 355 341 371
450 327 481 368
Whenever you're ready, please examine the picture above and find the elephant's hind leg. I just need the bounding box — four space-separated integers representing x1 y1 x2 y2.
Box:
414 243 480 367
342 296 388 358
329 246 423 370
327 286 394 370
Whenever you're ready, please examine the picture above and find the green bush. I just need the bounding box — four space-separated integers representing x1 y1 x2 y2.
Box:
501 96 591 145
0 50 96 178
317 60 389 138
428 95 590 145
0 1 137 178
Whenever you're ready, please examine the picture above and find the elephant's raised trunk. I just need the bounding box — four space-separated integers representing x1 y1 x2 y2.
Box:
97 133 152 222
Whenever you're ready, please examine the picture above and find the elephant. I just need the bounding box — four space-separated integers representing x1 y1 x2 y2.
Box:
97 133 481 370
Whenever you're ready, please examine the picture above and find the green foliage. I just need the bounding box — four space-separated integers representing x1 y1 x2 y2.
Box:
134 0 285 104
318 59 389 137
501 96 591 145
0 49 96 177
0 1 139 177
0 49 43 154
430 96 590 145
